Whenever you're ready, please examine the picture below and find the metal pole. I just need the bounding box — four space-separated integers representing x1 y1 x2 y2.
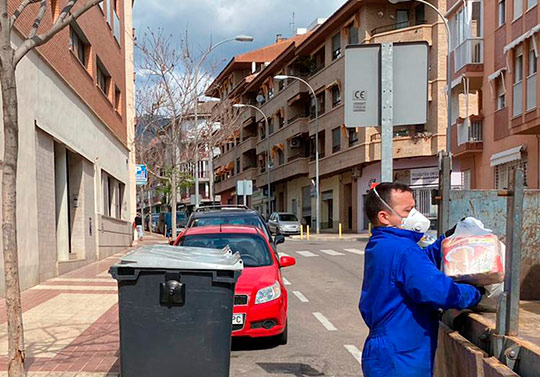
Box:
504 167 524 336
266 115 271 217
381 43 394 182
194 99 199 207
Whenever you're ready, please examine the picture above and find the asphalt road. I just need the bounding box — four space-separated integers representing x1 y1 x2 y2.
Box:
230 238 369 377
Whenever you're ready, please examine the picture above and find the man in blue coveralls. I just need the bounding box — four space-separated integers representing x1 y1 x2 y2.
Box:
360 182 482 377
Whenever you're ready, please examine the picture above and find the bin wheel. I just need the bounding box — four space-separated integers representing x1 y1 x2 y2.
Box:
277 322 288 345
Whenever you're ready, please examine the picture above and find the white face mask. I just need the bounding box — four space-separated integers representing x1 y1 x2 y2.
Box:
373 188 431 233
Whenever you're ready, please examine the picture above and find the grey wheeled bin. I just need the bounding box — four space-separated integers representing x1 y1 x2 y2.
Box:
109 245 243 377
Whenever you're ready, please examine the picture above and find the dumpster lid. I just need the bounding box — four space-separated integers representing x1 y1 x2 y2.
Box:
113 245 244 271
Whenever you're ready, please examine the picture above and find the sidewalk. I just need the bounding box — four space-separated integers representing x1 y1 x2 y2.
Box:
0 233 167 377
290 232 370 242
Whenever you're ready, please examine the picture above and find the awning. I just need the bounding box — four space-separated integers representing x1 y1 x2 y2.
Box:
504 23 540 54
488 68 506 82
490 146 524 167
225 161 235 171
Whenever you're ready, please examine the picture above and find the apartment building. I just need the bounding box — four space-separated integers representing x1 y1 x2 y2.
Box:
2 0 136 292
449 0 540 190
210 0 451 232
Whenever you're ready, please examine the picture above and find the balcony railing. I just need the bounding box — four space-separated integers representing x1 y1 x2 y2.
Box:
454 38 483 72
287 113 309 124
371 19 426 35
468 120 483 142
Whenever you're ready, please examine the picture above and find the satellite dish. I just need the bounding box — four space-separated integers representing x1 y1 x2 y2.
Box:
256 94 265 104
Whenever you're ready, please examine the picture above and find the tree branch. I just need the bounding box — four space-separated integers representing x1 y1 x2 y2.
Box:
13 0 104 66
28 0 47 39
10 0 40 31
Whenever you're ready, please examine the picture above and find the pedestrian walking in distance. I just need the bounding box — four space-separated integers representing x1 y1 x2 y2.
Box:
134 213 144 241
360 182 482 377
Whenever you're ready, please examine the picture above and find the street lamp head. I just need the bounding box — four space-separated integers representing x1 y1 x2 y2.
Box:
274 75 289 80
235 35 254 42
233 104 245 108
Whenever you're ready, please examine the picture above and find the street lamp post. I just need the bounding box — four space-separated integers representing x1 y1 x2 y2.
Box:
233 104 271 215
193 35 253 208
388 0 452 152
274 75 320 234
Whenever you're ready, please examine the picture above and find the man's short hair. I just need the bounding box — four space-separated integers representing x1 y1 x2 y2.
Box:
365 182 413 225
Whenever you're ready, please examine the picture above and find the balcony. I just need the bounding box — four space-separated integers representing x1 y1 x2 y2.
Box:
215 167 257 194
257 157 309 186
368 22 433 46
256 116 309 155
240 107 256 126
455 38 483 71
451 116 483 156
366 132 435 163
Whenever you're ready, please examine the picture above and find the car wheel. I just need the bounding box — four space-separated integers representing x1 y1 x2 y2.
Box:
276 322 288 345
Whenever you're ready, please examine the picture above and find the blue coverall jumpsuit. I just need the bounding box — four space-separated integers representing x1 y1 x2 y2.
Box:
359 227 481 377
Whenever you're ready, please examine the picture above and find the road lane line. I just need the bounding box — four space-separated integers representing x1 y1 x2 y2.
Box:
313 312 337 331
344 248 365 255
297 251 318 257
292 291 309 303
279 252 290 257
345 345 362 365
320 249 345 256
282 277 291 285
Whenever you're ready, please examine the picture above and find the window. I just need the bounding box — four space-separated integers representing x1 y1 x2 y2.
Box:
332 127 341 153
396 10 409 29
312 47 325 74
69 26 88 67
113 0 121 42
268 117 274 134
514 0 523 20
311 92 325 118
331 85 341 107
529 48 537 75
348 23 358 45
499 0 506 26
332 33 341 60
463 170 471 189
97 59 111 96
495 158 528 189
515 53 523 83
236 158 241 174
114 86 121 113
278 150 284 165
497 76 506 110
528 0 537 10
348 128 358 147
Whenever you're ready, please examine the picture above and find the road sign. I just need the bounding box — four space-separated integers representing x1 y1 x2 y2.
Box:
237 180 253 196
136 164 148 186
344 42 429 128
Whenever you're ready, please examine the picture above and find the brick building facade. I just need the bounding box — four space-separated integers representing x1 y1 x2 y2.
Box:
0 0 136 292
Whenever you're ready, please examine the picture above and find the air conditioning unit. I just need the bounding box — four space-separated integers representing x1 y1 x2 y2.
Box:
290 138 301 148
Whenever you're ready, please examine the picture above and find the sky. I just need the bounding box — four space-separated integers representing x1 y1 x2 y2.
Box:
133 0 349 71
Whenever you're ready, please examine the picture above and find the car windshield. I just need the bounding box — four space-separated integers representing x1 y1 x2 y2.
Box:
279 214 298 222
181 234 272 267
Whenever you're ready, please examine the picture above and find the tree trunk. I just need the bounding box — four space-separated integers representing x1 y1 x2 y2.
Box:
170 174 177 240
208 146 214 203
0 57 25 376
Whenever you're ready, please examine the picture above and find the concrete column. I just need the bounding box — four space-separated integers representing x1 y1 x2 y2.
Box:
54 144 70 262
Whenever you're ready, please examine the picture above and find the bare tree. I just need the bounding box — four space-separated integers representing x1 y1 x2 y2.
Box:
0 1 107 375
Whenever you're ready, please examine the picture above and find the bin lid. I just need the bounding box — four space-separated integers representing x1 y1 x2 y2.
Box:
113 245 244 271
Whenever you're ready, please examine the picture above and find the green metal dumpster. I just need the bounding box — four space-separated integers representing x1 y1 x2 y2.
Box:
109 245 243 377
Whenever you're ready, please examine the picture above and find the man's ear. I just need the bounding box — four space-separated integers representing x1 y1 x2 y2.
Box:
377 210 392 226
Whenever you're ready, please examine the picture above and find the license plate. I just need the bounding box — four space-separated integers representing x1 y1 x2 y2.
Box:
232 314 245 325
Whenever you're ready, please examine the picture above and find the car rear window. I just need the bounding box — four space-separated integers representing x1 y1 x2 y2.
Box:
181 234 272 267
192 216 263 228
279 214 298 222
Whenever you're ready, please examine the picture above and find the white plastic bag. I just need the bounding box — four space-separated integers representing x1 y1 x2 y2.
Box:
442 217 505 286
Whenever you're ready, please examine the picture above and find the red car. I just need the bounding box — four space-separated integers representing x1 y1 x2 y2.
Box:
173 225 295 344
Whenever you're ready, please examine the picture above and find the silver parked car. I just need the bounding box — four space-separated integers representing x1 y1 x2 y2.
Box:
268 212 301 235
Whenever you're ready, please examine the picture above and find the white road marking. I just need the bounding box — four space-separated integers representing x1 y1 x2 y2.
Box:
279 252 290 257
320 249 345 256
344 248 365 255
345 345 363 365
313 312 337 331
282 277 291 285
297 251 318 257
292 291 309 303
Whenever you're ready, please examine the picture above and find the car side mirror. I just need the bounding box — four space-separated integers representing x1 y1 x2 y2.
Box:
279 256 296 268
275 235 285 245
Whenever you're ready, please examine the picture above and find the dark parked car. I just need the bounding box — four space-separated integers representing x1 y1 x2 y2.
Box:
185 205 279 248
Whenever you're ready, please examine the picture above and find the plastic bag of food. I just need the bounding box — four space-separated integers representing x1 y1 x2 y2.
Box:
442 217 505 286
